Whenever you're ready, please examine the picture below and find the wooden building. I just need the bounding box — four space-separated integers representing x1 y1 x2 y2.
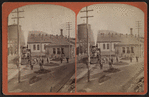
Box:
27 29 75 58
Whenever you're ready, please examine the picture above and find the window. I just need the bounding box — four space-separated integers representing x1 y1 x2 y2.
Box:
122 47 125 53
33 45 36 50
103 44 105 49
61 48 64 54
44 44 46 50
57 48 60 54
114 43 115 49
131 47 134 53
37 45 40 50
127 47 130 53
107 44 109 49
53 48 56 54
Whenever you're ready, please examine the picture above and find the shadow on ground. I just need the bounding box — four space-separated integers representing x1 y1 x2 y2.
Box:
98 75 111 83
34 69 51 74
103 68 121 73
44 62 60 66
29 76 42 84
113 61 129 65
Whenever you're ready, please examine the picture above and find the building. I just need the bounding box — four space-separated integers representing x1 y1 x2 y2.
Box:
8 24 25 57
96 28 144 59
27 29 75 58
96 30 121 57
115 35 144 58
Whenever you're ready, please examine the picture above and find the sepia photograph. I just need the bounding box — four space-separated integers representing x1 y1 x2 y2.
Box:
2 2 147 95
7 4 76 93
76 4 145 93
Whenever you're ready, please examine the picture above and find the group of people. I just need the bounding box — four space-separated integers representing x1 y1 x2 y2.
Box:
130 56 139 62
97 55 114 70
28 56 51 70
60 53 69 63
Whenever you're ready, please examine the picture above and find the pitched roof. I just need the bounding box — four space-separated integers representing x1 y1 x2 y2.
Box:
27 31 74 45
97 30 143 45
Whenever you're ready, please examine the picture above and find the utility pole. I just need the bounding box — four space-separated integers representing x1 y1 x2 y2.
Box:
109 32 111 60
80 6 93 82
60 29 63 58
11 8 24 83
66 22 72 60
136 21 141 57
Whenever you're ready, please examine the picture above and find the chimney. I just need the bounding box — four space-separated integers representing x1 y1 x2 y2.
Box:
130 28 133 36
60 29 63 36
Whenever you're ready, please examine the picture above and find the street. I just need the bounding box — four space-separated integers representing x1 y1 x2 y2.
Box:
77 58 144 92
8 60 75 93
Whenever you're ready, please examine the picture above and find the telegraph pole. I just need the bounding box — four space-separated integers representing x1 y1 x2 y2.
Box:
11 8 24 83
80 6 93 82
66 22 72 60
136 21 141 57
109 32 111 60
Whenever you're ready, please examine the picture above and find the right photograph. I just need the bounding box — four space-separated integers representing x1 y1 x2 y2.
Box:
76 4 144 93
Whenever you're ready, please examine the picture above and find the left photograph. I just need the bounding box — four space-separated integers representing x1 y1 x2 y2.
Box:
8 4 76 93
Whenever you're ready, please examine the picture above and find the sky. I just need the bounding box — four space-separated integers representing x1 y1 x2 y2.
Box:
8 4 75 45
77 4 144 44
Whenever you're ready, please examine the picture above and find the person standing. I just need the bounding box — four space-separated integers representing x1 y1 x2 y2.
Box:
97 51 102 69
66 57 69 63
116 56 118 62
60 57 63 63
106 57 108 64
100 59 103 70
109 58 113 69
109 59 112 69
66 54 69 63
60 53 64 63
130 57 132 62
111 58 113 65
39 57 43 70
47 56 50 64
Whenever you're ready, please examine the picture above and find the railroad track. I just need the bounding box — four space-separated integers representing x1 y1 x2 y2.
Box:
51 66 75 93
119 63 144 92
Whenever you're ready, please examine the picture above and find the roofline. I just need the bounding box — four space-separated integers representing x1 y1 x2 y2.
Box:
27 42 74 45
97 41 121 43
115 44 140 46
45 44 74 47
27 42 52 44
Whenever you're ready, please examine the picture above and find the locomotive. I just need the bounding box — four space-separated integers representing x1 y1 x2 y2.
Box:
90 45 101 64
21 46 31 65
